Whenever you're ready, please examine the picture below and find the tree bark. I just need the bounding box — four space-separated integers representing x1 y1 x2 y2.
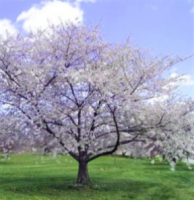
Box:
77 160 90 184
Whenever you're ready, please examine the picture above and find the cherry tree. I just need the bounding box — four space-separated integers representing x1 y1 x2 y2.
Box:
0 23 193 184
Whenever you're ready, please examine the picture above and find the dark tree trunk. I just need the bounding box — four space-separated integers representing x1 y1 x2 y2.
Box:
77 160 90 184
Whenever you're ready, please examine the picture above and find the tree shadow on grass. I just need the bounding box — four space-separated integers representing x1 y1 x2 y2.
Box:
0 161 14 165
1 176 162 199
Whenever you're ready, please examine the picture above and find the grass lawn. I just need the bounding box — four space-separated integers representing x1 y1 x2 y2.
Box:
0 154 194 200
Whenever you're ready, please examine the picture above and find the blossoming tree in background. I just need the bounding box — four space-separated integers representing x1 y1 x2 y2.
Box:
0 112 23 154
0 23 193 184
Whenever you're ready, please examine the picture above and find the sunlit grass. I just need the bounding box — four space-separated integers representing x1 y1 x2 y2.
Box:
0 154 194 200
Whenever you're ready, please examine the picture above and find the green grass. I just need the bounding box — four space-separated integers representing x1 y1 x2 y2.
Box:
1 154 194 200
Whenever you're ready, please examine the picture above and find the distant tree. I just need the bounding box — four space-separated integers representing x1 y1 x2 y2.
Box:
0 112 21 154
145 111 194 170
0 23 193 184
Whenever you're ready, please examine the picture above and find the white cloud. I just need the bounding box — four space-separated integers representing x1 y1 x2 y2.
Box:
0 19 18 39
0 0 97 34
170 72 179 78
170 72 194 86
148 95 169 104
181 74 194 86
148 73 194 104
16 0 84 32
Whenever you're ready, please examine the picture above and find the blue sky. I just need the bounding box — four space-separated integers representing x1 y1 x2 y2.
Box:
0 0 193 97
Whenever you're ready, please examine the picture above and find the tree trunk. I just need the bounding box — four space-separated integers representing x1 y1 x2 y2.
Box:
77 160 90 184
